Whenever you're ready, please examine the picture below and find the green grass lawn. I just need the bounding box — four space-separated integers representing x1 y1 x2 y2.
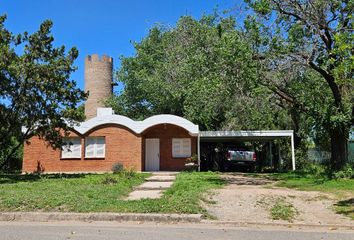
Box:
263 172 354 220
264 172 354 193
0 172 223 216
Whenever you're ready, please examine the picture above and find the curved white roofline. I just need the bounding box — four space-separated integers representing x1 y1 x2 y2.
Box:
74 114 199 136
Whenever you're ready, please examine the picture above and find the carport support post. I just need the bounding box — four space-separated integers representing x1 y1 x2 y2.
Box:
197 134 200 171
291 133 296 171
269 141 273 167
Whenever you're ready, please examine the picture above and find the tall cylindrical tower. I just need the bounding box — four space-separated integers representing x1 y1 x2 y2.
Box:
84 54 113 119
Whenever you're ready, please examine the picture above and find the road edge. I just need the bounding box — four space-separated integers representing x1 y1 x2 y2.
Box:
203 220 354 231
0 212 202 223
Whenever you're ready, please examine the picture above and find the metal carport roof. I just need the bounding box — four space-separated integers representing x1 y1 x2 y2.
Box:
200 130 294 141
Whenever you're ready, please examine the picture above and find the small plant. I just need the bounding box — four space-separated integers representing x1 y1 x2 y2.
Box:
112 163 124 174
120 167 137 179
185 154 199 172
186 154 198 164
270 198 297 222
111 163 137 178
101 175 118 185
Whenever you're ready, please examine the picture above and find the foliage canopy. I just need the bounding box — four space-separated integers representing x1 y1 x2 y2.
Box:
0 15 87 168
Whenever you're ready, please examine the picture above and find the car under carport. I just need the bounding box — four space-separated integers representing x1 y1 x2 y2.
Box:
198 130 296 171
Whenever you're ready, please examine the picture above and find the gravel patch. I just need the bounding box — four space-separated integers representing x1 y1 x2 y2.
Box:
204 174 353 226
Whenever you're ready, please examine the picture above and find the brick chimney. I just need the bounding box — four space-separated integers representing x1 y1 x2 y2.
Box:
84 54 113 119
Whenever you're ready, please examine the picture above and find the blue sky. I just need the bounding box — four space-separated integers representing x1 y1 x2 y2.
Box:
0 0 240 91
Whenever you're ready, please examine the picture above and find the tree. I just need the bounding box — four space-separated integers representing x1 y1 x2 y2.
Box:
244 0 354 170
0 15 87 167
107 14 291 131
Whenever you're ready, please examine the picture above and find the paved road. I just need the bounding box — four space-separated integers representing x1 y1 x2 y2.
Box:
0 222 353 240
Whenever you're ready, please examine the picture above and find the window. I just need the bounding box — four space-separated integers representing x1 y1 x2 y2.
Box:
61 138 81 159
172 138 191 158
85 137 105 158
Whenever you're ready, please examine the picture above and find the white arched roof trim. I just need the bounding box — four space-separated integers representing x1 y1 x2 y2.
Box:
74 114 199 136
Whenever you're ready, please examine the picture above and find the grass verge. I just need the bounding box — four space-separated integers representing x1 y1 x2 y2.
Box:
262 172 354 220
0 172 149 212
0 172 223 216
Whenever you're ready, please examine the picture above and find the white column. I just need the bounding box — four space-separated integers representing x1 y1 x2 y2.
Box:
197 134 201 172
269 141 273 167
291 133 296 171
278 143 282 169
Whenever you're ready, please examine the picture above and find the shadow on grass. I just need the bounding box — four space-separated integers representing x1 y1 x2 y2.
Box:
180 173 226 186
203 176 226 186
252 172 331 185
264 172 311 180
334 198 354 217
220 172 273 186
0 173 87 184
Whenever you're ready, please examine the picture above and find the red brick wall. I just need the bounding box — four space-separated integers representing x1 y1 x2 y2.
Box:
22 124 142 173
142 124 197 171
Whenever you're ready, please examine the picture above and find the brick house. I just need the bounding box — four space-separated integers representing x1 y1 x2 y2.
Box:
22 54 297 173
22 108 199 173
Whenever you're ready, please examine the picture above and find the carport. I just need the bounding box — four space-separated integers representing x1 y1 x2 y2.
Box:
197 130 295 171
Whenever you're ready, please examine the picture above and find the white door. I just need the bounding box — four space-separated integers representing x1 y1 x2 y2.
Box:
145 138 160 171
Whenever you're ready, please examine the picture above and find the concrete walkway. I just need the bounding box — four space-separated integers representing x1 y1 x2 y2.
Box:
126 172 178 200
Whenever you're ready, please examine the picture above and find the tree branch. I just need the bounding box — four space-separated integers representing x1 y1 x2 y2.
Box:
272 1 303 21
308 60 342 107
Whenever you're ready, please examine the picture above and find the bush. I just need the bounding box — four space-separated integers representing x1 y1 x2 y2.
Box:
0 139 23 173
333 165 354 179
101 175 118 185
111 163 137 178
280 146 311 171
119 167 137 179
111 163 124 173
292 148 310 170
302 163 326 177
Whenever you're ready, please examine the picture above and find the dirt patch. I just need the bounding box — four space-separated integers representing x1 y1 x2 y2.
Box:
204 173 353 226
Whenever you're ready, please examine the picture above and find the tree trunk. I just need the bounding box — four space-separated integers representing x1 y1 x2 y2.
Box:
330 127 348 171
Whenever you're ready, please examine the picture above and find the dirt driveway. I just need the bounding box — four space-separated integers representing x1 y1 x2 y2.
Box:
204 173 353 226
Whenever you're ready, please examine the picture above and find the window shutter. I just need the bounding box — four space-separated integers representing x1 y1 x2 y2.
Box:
85 138 95 158
172 138 191 158
95 137 105 157
85 137 105 158
182 139 191 157
72 139 81 157
62 144 71 158
62 138 81 158
172 139 181 157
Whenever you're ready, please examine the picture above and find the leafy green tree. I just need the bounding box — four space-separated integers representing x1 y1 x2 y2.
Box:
108 14 291 132
244 0 353 170
0 15 87 168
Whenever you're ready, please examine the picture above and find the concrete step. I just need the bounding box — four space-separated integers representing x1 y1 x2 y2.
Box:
146 171 179 176
134 181 173 190
145 176 176 182
126 190 163 200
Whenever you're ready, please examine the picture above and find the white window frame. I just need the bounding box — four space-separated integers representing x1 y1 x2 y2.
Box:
61 137 82 159
172 138 191 158
85 137 106 158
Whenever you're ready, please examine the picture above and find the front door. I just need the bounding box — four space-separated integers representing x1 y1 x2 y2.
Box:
145 138 160 171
